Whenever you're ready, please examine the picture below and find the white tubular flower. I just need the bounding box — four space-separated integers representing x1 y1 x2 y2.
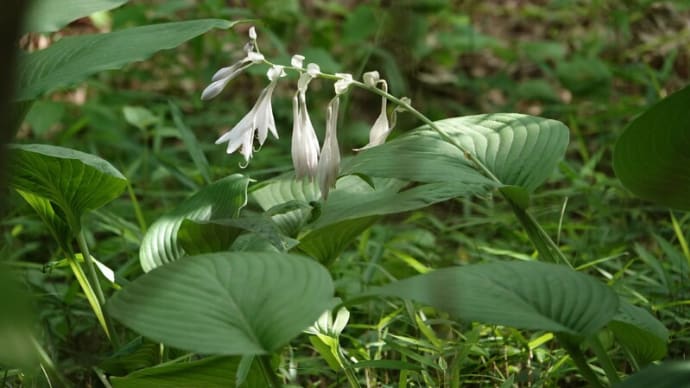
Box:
334 73 353 95
306 63 320 77
291 93 320 180
214 65 284 162
291 54 305 69
363 71 380 87
248 26 257 40
355 81 394 151
201 51 265 101
354 95 391 151
317 96 341 199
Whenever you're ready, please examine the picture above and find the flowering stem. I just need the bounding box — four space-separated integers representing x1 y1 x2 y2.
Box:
344 77 502 185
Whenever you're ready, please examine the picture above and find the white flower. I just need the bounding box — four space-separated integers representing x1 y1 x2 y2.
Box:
334 73 353 95
248 26 257 40
304 307 350 337
201 51 265 101
354 94 392 151
291 54 305 69
214 65 284 162
317 97 341 199
363 71 380 87
291 93 320 180
306 63 320 77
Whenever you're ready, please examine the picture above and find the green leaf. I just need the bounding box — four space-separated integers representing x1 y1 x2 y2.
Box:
298 216 378 263
110 356 264 388
16 19 238 101
9 144 127 231
123 106 160 131
108 252 334 355
15 190 72 248
178 216 297 255
615 361 690 388
253 175 487 262
613 84 690 210
371 261 618 336
99 337 159 376
252 176 320 237
139 174 249 272
177 219 242 256
609 300 668 366
344 113 569 192
24 0 129 33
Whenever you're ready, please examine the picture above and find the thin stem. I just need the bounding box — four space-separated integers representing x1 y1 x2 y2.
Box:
77 231 105 306
126 181 148 233
261 59 502 185
258 355 281 388
351 80 502 184
588 336 621 384
556 334 604 388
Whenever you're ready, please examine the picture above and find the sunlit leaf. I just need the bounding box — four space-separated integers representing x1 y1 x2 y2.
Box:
139 174 249 272
371 261 618 336
24 0 129 33
108 252 334 355
344 113 569 192
9 144 127 231
17 19 238 101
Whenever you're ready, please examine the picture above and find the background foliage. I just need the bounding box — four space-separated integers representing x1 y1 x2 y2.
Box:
3 0 690 387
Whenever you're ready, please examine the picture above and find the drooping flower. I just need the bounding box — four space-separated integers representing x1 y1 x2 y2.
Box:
291 93 320 180
317 96 341 199
355 79 395 151
291 67 321 180
363 70 380 87
215 65 285 162
291 54 305 69
334 73 353 95
354 94 391 151
201 51 265 101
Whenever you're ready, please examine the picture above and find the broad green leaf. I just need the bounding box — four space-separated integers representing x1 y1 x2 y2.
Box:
298 216 378 263
177 219 242 255
252 176 320 237
24 0 129 33
139 174 249 272
108 252 334 355
178 216 298 255
253 175 487 262
254 175 488 230
615 361 690 388
614 84 690 210
314 176 487 228
16 19 238 101
9 144 127 231
371 261 618 336
15 189 72 249
344 113 569 192
110 356 264 388
609 300 668 366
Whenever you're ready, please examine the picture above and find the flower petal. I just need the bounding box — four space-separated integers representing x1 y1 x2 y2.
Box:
317 96 341 199
291 93 320 180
